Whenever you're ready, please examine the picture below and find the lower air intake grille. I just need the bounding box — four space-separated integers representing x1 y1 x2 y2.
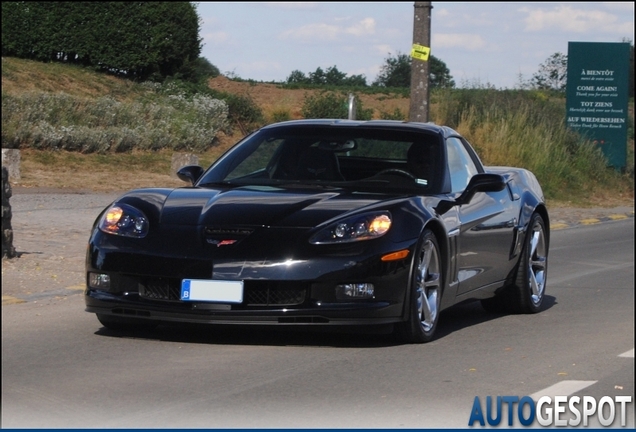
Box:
244 281 308 306
139 278 181 301
246 288 306 306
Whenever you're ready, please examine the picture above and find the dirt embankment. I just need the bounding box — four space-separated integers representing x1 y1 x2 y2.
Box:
207 76 410 119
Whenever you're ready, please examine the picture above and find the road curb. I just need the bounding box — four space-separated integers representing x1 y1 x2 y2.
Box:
550 210 634 230
2 295 26 305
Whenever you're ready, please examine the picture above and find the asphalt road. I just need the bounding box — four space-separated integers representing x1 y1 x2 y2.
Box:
1 195 634 428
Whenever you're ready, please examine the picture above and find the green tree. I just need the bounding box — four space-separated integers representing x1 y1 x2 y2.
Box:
429 55 455 88
372 51 454 88
309 67 326 85
532 52 568 91
1 2 202 82
373 52 411 87
286 70 310 84
343 74 368 87
287 66 367 87
175 57 221 84
324 66 347 85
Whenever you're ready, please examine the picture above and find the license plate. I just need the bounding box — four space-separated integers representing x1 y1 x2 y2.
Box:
180 279 243 303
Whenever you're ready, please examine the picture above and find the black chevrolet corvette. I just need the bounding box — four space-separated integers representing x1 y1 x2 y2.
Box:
85 119 549 343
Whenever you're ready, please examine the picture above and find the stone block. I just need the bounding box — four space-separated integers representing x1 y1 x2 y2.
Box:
1 149 21 181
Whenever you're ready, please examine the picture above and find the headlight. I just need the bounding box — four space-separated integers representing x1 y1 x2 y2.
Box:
309 212 391 244
98 203 149 238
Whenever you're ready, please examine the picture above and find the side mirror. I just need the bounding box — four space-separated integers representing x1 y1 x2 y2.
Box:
459 173 506 203
436 173 506 215
177 165 204 186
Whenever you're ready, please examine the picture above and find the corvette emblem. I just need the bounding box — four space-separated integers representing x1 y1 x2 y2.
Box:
207 239 238 247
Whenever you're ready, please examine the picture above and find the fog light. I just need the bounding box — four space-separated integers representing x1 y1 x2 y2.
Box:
89 272 111 290
336 283 374 299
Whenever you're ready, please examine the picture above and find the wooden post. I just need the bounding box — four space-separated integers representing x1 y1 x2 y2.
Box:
409 1 433 123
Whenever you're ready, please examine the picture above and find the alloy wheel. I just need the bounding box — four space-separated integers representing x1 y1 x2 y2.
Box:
416 239 441 332
528 219 547 305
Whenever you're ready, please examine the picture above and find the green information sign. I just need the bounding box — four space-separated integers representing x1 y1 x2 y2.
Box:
566 42 630 169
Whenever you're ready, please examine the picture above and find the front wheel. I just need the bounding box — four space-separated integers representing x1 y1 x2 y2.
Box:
397 230 443 343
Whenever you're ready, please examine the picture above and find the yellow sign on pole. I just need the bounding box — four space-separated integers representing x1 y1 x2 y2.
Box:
411 43 430 61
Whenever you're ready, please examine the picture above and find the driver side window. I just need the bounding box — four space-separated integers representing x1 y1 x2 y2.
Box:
446 137 479 194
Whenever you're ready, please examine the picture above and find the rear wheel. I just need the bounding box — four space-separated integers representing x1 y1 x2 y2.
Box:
96 314 159 332
481 212 548 314
397 230 443 343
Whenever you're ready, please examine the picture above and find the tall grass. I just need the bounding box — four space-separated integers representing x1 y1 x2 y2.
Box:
431 89 634 203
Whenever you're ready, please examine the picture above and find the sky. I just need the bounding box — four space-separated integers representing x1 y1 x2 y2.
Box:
195 2 634 89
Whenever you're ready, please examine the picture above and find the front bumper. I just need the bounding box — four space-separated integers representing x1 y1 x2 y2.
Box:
85 236 416 326
85 289 404 326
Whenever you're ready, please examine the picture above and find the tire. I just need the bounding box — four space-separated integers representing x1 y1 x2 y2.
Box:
481 212 548 314
512 212 548 313
96 314 159 332
397 229 443 343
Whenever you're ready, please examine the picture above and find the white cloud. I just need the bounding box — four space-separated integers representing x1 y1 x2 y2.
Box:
279 18 376 41
522 5 626 34
264 2 318 10
436 8 451 18
595 2 634 13
433 7 495 29
433 33 487 51
459 13 495 27
333 16 352 22
345 18 376 36
432 7 462 29
374 44 393 56
280 23 340 41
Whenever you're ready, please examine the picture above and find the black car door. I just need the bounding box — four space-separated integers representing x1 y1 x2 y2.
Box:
445 137 518 295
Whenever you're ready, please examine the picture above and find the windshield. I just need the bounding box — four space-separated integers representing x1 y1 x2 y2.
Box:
197 125 443 193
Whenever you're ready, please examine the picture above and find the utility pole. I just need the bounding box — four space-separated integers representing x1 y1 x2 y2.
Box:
409 1 432 122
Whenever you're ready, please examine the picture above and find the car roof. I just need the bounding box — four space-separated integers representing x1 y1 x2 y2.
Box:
261 119 459 139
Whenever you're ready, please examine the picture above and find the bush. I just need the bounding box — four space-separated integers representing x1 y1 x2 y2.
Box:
221 93 265 134
301 91 372 120
269 109 292 123
379 108 406 121
1 87 229 153
140 79 263 134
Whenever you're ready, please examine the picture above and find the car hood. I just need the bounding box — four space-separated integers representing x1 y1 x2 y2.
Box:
158 185 407 228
